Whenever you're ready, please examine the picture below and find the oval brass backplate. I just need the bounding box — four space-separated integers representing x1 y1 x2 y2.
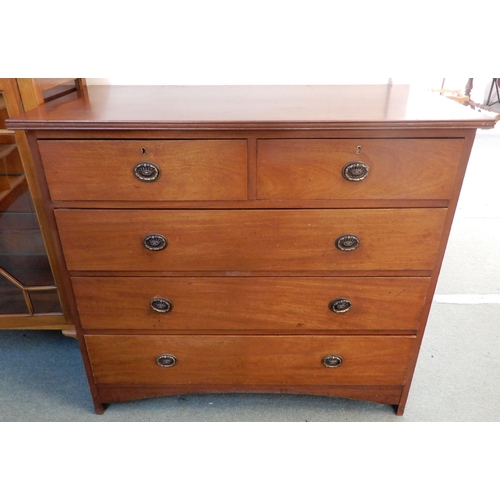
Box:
342 161 369 182
156 354 177 367
323 354 343 368
150 297 173 313
328 298 352 314
133 162 161 182
143 234 168 251
335 234 360 251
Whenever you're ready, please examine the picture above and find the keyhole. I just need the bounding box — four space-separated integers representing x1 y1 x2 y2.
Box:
141 147 147 155
356 146 362 154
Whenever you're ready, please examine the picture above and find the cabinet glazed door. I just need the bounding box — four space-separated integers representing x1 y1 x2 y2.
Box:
0 79 77 329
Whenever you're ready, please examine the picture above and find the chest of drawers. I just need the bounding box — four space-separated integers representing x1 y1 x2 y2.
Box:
8 85 495 415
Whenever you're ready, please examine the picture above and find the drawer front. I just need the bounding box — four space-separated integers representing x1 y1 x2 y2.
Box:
86 334 415 386
57 208 446 272
38 140 248 201
257 138 463 200
72 277 430 331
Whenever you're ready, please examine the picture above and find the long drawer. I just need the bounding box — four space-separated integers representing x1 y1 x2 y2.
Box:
85 334 416 386
257 138 464 200
72 277 430 331
38 140 248 201
56 208 446 272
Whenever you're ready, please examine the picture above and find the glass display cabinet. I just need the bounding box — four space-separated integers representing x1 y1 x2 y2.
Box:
0 78 85 331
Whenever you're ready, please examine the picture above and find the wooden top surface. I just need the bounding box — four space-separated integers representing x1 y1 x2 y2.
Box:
7 84 497 130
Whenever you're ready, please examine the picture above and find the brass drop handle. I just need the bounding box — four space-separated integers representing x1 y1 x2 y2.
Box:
342 161 369 181
335 234 360 251
156 354 177 367
323 354 343 368
143 234 168 251
133 162 161 182
328 298 352 313
150 297 173 313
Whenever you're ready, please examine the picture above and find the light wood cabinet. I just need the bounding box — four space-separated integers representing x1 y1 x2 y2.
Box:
7 84 494 414
0 78 84 330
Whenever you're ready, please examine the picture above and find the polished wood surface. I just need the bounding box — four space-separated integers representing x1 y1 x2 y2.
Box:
56 208 447 272
38 140 248 201
72 277 429 331
85 334 415 386
257 138 463 200
7 85 495 130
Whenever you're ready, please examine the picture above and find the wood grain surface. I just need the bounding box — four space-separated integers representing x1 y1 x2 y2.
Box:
85 334 416 386
38 139 248 201
56 208 447 272
72 276 430 331
257 138 464 200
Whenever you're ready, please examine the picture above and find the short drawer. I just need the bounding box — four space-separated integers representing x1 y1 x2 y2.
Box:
57 208 446 272
85 334 416 386
72 276 430 331
38 140 248 201
257 138 464 200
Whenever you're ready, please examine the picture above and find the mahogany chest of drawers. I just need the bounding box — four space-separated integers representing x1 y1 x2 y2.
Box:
8 85 495 415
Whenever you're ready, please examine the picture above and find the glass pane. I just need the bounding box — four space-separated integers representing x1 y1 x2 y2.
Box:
0 89 62 318
0 275 28 315
31 289 63 314
0 274 62 315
